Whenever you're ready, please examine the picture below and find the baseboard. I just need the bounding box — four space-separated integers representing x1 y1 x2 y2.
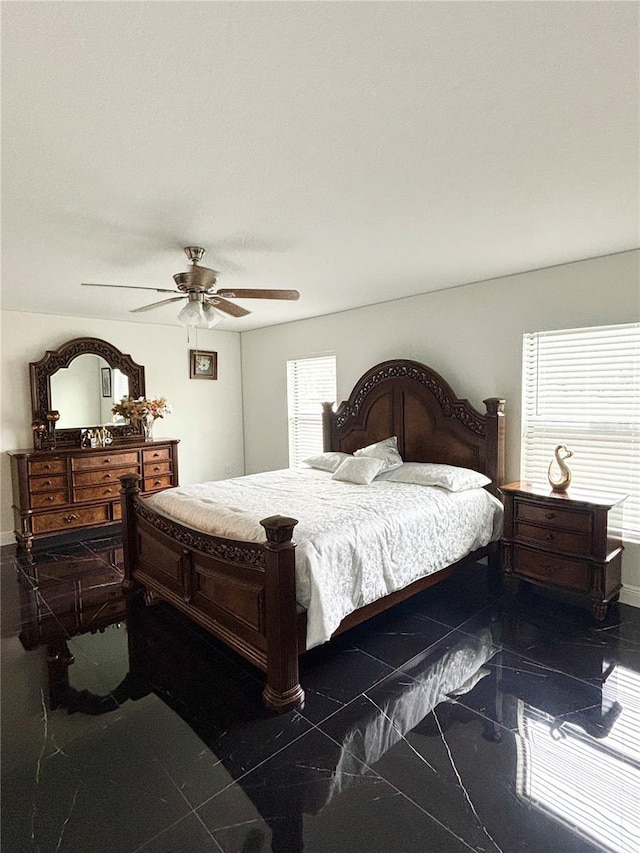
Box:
620 584 640 609
1 530 16 547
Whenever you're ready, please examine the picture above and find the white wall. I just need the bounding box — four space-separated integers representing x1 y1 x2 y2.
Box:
240 251 640 600
1 312 245 542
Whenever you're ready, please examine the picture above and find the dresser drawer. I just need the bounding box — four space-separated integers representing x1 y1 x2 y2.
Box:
512 545 591 592
73 466 139 487
515 521 592 557
29 475 68 493
72 451 139 471
142 447 171 464
32 504 111 534
31 491 69 509
515 500 592 533
74 483 122 502
29 458 67 476
143 474 173 492
143 460 172 476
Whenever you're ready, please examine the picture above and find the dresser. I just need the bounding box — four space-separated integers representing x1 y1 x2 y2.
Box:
500 481 626 620
8 439 179 553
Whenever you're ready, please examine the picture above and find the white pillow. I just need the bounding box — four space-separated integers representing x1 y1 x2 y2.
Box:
303 451 351 473
378 462 491 492
353 436 403 473
332 456 385 485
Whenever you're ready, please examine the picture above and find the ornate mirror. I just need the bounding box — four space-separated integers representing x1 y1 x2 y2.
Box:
30 338 146 448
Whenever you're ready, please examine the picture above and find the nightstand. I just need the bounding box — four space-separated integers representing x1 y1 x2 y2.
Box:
500 481 626 620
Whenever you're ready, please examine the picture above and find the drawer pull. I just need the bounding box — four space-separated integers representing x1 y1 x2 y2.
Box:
153 466 161 472
153 479 162 486
43 463 52 470
63 513 79 523
545 512 556 520
44 480 52 486
104 488 113 494
103 473 112 480
46 496 54 502
545 533 554 541
102 458 111 464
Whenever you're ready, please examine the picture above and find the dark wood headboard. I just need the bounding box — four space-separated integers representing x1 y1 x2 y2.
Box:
322 359 505 496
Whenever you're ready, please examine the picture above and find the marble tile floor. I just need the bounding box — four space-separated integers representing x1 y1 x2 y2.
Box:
1 533 639 853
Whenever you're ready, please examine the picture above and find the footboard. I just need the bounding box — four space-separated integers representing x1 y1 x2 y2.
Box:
120 473 304 712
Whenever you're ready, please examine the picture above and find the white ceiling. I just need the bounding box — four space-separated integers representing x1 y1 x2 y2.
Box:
2 2 638 331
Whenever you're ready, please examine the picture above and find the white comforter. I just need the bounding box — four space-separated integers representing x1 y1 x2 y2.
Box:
145 469 503 649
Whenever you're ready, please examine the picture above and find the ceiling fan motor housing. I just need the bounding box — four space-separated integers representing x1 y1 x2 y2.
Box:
173 266 218 292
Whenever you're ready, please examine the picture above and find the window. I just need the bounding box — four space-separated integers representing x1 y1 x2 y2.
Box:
521 323 640 541
287 355 337 468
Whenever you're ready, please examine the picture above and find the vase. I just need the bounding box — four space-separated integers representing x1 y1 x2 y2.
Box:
142 414 156 442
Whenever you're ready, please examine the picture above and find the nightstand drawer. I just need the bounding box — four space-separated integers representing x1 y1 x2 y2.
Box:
513 545 591 592
515 521 592 557
515 501 592 533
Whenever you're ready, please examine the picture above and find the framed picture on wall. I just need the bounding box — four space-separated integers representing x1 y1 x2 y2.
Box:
101 367 112 397
189 350 218 380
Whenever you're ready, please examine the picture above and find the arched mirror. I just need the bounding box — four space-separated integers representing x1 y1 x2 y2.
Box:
30 338 146 448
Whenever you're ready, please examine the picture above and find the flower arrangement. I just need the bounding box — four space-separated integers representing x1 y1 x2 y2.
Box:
112 396 172 423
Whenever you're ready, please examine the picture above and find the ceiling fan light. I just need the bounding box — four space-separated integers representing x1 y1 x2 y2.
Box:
178 300 205 326
202 303 224 328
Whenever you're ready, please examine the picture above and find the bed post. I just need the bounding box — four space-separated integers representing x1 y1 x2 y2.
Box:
483 398 506 580
322 401 337 451
120 473 142 591
483 398 506 499
260 515 305 713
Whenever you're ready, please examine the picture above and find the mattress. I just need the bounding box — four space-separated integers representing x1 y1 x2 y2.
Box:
145 468 503 649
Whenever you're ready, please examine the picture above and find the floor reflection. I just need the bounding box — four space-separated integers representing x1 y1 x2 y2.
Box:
2 534 639 852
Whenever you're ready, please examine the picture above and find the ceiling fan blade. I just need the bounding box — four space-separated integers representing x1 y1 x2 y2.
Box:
206 296 251 317
82 283 179 294
215 288 300 301
130 296 187 313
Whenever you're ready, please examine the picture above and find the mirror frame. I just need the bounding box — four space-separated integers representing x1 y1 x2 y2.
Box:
30 337 146 448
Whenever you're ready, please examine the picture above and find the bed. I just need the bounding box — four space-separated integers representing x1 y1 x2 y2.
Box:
120 359 506 712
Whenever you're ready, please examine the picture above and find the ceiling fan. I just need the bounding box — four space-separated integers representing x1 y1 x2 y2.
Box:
81 246 299 327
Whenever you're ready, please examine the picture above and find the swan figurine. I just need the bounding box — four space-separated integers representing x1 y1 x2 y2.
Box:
548 445 573 492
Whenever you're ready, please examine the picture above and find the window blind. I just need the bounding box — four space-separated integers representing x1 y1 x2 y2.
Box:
521 323 640 541
287 355 337 468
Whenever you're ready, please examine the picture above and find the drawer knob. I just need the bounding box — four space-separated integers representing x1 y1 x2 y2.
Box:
102 458 111 464
153 453 160 458
44 480 52 486
43 463 52 470
46 496 54 502
154 479 161 486
104 488 113 494
545 512 556 520
63 513 79 523
545 533 554 541
103 473 112 479
153 466 160 472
